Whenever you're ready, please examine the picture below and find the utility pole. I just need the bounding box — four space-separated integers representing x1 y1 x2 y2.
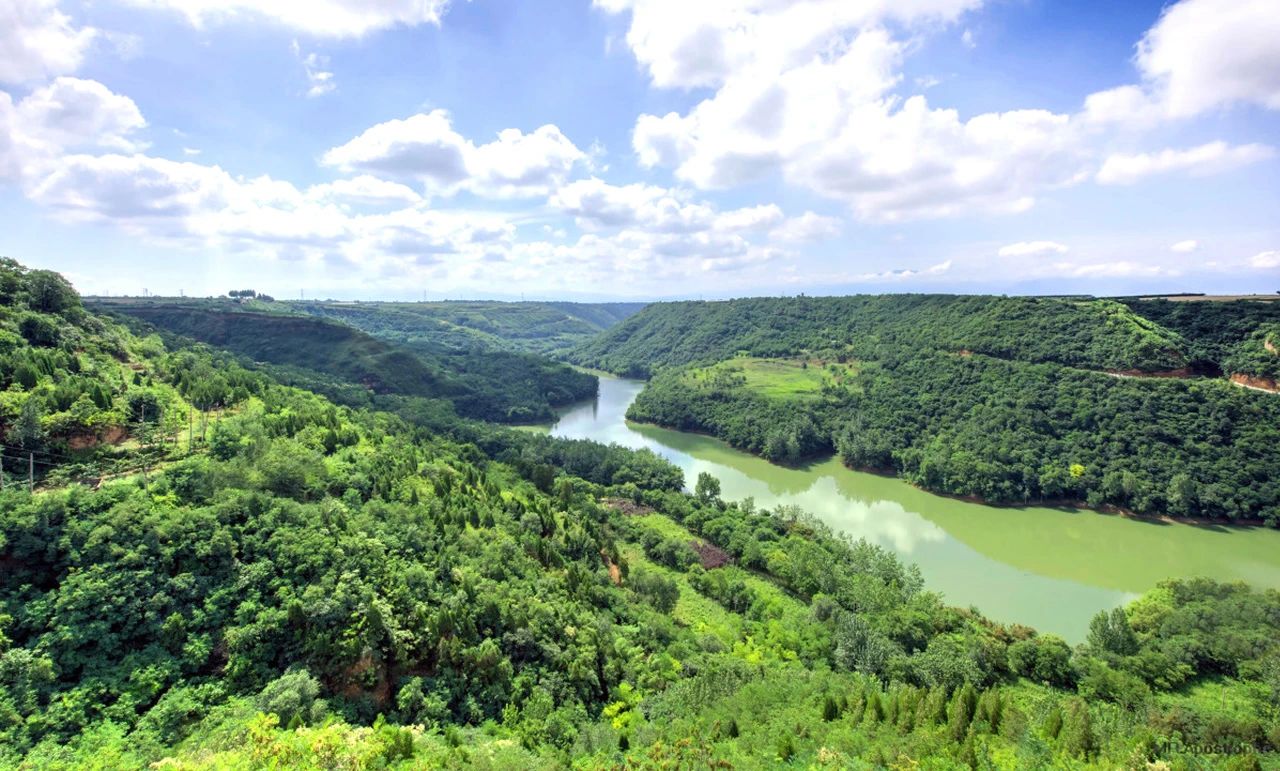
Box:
188 408 194 453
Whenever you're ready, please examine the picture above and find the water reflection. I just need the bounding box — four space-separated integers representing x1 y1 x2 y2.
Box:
549 377 1280 642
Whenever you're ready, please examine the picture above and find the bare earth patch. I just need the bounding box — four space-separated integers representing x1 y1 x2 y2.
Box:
690 541 732 569
600 497 655 516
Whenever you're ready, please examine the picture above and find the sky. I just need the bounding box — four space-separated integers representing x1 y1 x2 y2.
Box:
0 0 1277 300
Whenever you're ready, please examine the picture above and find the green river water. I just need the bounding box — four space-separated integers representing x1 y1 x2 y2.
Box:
546 376 1280 642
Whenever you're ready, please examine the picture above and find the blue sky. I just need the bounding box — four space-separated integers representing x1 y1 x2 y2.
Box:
0 0 1277 300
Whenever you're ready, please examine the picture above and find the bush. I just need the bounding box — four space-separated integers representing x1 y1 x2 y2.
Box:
255 670 326 727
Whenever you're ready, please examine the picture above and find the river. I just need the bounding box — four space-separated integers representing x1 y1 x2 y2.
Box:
546 376 1280 642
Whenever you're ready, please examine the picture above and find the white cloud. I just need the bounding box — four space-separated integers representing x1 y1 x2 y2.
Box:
770 211 842 242
322 110 585 198
997 240 1068 258
291 40 335 98
307 175 422 207
1170 239 1198 253
14 77 147 152
0 77 145 181
855 259 953 282
26 153 236 244
322 111 469 187
119 0 451 38
1136 0 1280 118
548 176 820 275
1096 141 1274 185
1083 0 1280 125
0 0 96 85
469 126 587 198
1079 85 1163 128
1251 251 1279 269
596 0 982 90
605 2 1091 222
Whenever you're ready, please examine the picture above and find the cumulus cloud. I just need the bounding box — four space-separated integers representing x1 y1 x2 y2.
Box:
998 241 1068 258
596 0 981 90
1136 0 1280 117
1251 251 1279 269
1096 142 1274 185
1170 239 1198 253
15 77 147 152
602 1 1094 222
119 0 451 37
0 77 146 181
28 153 234 233
1084 0 1280 125
0 0 96 85
323 111 585 198
548 177 824 276
770 211 842 243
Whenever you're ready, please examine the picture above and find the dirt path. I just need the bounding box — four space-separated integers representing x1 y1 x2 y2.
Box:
1230 379 1278 394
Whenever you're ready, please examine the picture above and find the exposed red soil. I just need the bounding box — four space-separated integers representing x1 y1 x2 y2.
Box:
66 425 128 450
340 651 392 708
601 550 622 585
1231 373 1278 393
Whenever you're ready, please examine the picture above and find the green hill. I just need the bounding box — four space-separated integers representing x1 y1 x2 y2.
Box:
576 294 1280 522
90 300 598 423
293 299 646 356
571 295 1191 378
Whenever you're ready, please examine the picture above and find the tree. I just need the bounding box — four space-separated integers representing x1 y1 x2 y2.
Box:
256 670 325 727
7 396 44 449
694 472 721 505
1087 607 1138 657
18 314 60 347
23 270 80 315
1058 699 1097 759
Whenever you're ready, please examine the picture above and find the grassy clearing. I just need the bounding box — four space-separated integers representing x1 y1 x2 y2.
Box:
634 512 704 543
681 357 860 401
620 545 743 646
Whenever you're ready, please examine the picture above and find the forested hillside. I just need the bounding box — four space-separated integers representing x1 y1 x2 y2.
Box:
3 263 1277 769
91 301 597 424
571 295 1192 378
293 300 645 356
578 295 1280 523
1121 299 1280 389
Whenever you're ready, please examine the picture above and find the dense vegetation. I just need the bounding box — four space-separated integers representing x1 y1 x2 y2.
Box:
291 300 645 356
571 295 1192 377
1121 299 1280 378
578 295 1280 523
91 300 597 424
4 264 1278 768
1223 324 1280 385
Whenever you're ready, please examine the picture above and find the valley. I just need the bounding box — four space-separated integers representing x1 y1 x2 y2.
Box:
2 265 1278 769
546 376 1280 642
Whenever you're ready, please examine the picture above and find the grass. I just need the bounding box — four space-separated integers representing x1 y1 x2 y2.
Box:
620 545 743 646
681 357 861 401
635 512 705 543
